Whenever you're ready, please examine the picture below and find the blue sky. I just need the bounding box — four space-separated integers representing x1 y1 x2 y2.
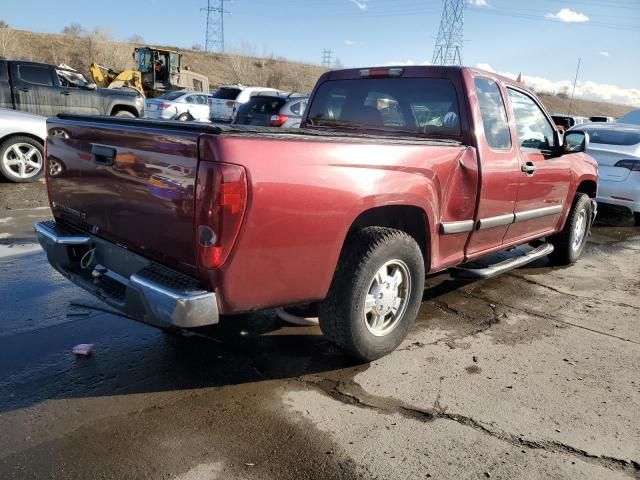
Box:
2 0 639 104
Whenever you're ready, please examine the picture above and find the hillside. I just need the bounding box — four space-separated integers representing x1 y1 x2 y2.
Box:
1 28 635 118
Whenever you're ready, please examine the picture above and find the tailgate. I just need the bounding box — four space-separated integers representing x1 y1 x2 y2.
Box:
46 117 202 275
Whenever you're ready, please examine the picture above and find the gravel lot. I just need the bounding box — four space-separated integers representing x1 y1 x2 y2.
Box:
0 181 638 479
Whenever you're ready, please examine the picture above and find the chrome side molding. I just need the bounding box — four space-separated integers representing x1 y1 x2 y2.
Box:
477 213 515 231
514 205 563 223
440 220 474 235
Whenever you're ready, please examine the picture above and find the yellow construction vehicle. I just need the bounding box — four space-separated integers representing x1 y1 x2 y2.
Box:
90 47 210 98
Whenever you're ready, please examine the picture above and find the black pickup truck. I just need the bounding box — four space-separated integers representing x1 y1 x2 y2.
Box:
0 59 144 117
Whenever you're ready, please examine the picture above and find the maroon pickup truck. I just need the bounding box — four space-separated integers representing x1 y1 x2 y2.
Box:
36 66 598 361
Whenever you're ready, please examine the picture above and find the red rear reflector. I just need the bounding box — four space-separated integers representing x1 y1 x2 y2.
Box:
158 103 171 110
269 114 289 127
196 163 248 269
226 100 235 108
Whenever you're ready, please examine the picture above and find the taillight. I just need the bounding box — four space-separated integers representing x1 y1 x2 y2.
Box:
158 103 171 110
270 114 289 127
226 100 235 108
196 162 248 269
614 159 640 171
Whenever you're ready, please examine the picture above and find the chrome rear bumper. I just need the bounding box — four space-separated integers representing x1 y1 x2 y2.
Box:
35 221 219 329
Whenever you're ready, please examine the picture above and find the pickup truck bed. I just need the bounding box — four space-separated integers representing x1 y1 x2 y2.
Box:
38 66 599 361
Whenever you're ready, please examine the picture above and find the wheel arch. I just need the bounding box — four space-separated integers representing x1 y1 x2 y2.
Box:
344 205 432 270
576 179 597 199
0 132 44 147
110 104 139 117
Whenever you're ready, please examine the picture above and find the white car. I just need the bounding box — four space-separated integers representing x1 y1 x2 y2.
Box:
0 108 47 183
209 85 279 122
145 90 211 122
571 123 640 225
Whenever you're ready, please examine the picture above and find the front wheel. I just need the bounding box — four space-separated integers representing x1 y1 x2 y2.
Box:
0 136 44 183
319 227 425 362
548 193 593 265
113 110 136 118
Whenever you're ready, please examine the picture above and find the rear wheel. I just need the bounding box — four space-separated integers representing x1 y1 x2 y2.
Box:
548 193 593 265
0 136 44 183
176 113 192 122
634 212 640 227
319 227 425 362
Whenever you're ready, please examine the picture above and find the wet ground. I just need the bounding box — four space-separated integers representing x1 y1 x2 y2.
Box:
0 195 639 479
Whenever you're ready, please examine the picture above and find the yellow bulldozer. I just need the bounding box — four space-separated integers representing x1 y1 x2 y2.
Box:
90 47 210 98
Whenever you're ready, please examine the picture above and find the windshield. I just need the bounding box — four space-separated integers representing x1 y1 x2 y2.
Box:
306 78 461 137
158 91 184 101
212 88 242 100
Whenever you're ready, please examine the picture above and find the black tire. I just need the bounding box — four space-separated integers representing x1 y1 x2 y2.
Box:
113 110 136 118
548 193 593 265
634 212 640 227
0 136 44 183
319 227 425 362
176 113 192 122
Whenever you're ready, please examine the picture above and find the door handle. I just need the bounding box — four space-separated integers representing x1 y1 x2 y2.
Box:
60 91 71 96
91 144 116 166
521 161 537 175
18 87 29 93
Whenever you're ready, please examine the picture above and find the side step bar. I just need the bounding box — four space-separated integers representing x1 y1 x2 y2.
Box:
452 243 554 280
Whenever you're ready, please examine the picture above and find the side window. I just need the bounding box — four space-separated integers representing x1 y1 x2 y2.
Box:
196 95 208 105
474 77 511 150
507 88 555 150
18 65 53 86
185 96 197 104
289 101 304 116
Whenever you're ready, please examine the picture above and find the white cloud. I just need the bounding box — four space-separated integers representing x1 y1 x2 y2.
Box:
475 63 640 107
348 0 369 10
599 51 610 57
545 8 589 23
344 40 356 47
468 0 489 6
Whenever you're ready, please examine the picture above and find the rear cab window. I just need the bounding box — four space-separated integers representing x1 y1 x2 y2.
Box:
474 77 511 150
306 77 462 138
17 65 54 86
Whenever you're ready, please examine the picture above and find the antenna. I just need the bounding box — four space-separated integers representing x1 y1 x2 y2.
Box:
321 49 333 68
568 57 581 115
202 0 229 52
432 0 465 66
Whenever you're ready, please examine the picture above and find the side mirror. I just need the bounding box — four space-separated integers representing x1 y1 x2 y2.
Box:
564 131 589 153
85 83 97 90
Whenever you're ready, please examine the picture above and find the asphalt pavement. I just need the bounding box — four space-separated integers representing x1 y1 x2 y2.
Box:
0 197 638 479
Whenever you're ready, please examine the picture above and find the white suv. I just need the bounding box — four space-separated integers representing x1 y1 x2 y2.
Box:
209 85 278 122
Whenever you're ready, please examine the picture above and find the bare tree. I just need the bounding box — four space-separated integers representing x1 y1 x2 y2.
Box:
0 22 15 58
191 43 203 51
129 34 144 44
62 23 84 37
86 28 132 70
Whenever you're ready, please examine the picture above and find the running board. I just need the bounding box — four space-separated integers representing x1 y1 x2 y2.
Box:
452 243 554 280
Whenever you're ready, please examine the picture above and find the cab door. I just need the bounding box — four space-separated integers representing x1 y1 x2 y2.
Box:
464 76 520 258
503 88 570 243
9 63 65 116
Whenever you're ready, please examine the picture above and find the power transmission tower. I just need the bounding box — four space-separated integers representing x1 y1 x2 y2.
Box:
431 0 465 66
202 0 227 52
321 49 333 68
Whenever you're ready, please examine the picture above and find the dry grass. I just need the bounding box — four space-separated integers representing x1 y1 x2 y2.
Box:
4 28 636 117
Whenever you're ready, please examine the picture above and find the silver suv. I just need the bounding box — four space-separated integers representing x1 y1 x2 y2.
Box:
233 93 309 128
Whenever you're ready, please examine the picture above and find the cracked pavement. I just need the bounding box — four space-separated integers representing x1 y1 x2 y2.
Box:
0 202 639 479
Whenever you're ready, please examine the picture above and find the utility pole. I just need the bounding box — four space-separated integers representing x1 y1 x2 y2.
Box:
321 49 333 68
432 0 465 66
202 0 228 52
568 57 581 115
